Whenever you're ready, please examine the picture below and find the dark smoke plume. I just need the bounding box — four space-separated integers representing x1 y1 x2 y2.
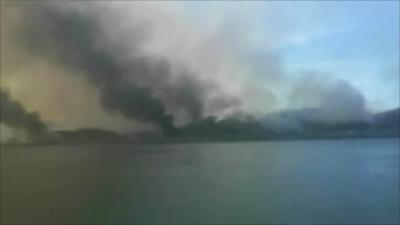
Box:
0 90 48 138
20 4 217 134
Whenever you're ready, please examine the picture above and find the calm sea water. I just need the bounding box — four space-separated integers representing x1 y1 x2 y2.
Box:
1 139 399 224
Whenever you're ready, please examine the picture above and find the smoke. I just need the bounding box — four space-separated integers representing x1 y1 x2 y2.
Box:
19 5 171 133
16 2 245 134
317 80 370 123
1 1 380 136
263 78 372 131
290 75 371 124
0 90 48 141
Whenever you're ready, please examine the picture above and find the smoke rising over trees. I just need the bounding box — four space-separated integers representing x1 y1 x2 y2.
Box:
1 2 397 143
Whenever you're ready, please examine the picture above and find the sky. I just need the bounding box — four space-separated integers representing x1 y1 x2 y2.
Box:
0 1 399 135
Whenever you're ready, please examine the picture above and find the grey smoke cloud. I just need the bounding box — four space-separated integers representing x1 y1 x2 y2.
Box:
0 90 48 138
317 80 370 123
289 74 371 124
21 3 234 134
1 1 376 134
263 79 372 132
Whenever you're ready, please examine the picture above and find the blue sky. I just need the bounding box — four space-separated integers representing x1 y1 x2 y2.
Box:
183 1 399 112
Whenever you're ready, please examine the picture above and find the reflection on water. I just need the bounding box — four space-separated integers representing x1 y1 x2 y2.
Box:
1 139 399 224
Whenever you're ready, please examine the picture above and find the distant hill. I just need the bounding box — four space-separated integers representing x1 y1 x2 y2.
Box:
370 107 399 136
373 107 400 128
129 108 400 143
261 107 399 139
3 108 398 146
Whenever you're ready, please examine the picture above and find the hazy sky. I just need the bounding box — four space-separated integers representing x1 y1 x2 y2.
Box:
0 1 399 133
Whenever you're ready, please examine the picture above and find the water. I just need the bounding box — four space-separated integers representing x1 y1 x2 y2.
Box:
1 139 399 224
